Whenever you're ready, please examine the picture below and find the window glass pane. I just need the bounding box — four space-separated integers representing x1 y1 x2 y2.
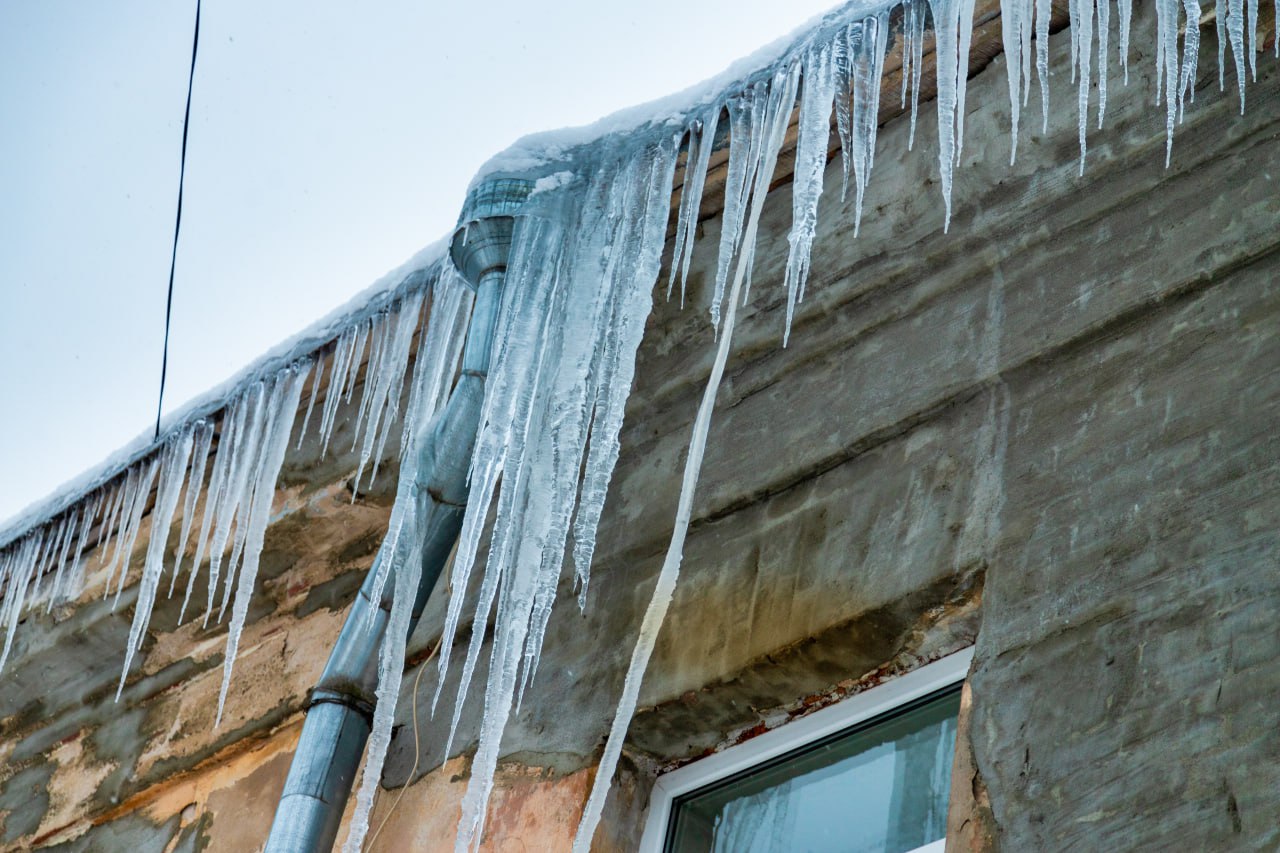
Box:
666 687 960 853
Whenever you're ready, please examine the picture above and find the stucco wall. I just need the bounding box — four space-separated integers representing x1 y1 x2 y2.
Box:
1 2 1276 850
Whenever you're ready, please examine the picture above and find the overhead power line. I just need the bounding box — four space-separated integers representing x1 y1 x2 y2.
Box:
155 0 202 440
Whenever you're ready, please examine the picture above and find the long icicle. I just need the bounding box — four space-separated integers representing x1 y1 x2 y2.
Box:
574 58 800 853
168 419 214 598
216 365 308 726
118 427 194 699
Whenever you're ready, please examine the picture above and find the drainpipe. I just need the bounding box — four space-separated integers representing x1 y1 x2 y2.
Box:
264 178 534 853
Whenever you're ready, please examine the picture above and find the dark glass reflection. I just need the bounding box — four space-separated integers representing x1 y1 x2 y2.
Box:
666 688 960 853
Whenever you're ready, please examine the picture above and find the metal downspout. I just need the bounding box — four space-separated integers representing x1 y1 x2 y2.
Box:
264 178 533 853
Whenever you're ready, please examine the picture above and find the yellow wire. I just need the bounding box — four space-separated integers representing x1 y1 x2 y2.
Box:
367 640 440 852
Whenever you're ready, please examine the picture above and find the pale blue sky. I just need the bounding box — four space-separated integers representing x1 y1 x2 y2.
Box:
0 0 837 524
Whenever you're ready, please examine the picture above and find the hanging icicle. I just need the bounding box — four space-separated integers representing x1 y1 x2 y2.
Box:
118 425 194 699
215 365 309 725
411 137 682 853
341 278 470 853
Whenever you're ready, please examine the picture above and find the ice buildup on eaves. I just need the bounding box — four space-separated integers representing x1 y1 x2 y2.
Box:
0 0 1272 849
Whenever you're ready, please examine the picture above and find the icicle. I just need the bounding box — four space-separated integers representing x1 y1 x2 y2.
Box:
108 459 160 608
1179 0 1203 123
47 515 73 603
63 493 100 601
442 214 595 739
169 419 214 598
434 140 679 853
343 320 370 407
218 382 283 623
1071 0 1082 83
783 41 837 345
575 58 800 853
98 470 131 578
906 0 927 150
670 108 719 306
0 532 42 671
1020 0 1034 111
48 510 79 607
180 406 239 623
1118 0 1137 85
348 313 391 497
736 67 797 308
368 298 424 486
1227 0 1248 111
354 291 424 493
51 510 78 606
204 386 264 627
318 332 350 452
578 59 798 850
341 527 423 853
1076 0 1095 171
440 218 575 843
929 0 979 229
94 482 121 573
350 313 391 466
1001 0 1035 161
568 160 676 610
42 516 70 611
118 427 194 699
296 351 324 450
397 293 435 459
32 516 67 603
399 292 437 458
901 5 914 113
849 12 890 230
709 84 765 329
102 469 143 599
358 284 468 621
318 326 357 457
1038 0 1054 129
1156 0 1181 164
546 148 677 673
0 549 13 645
1246 0 1258 80
836 24 859 200
102 468 141 597
397 271 471 469
431 217 566 719
865 12 891 174
216 366 308 726
955 0 978 158
1098 0 1111 128
1217 0 1229 90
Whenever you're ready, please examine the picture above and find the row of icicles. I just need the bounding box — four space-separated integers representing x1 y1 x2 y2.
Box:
1 0 1268 702
0 268 471 727
415 0 1275 851
0 0 1271 849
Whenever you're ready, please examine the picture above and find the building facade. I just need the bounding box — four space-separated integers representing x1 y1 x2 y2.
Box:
1 1 1277 850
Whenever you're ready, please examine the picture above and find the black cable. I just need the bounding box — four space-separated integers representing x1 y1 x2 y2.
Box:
155 0 202 440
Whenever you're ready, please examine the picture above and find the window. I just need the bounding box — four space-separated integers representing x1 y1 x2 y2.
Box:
638 648 973 853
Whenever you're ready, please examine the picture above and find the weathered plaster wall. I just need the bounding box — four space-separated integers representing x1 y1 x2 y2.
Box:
1 2 1275 850
380 6 1278 851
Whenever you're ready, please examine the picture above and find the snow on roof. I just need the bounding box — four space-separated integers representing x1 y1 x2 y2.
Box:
0 239 447 549
468 0 883 184
0 0 872 549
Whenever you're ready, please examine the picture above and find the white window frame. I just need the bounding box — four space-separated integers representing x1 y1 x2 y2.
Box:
637 646 974 853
